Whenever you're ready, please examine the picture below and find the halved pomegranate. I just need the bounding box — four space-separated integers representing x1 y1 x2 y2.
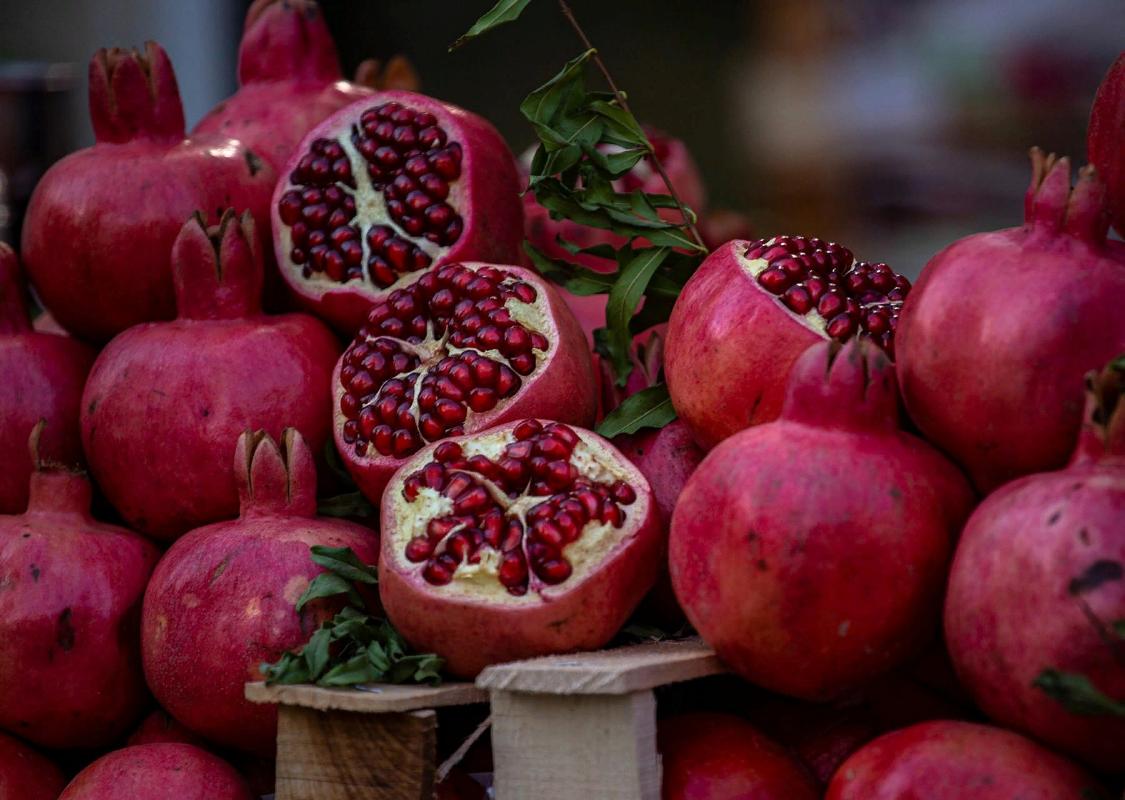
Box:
334 262 596 504
665 236 910 448
379 419 662 677
272 91 524 331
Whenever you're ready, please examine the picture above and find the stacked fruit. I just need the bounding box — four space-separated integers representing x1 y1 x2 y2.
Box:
0 0 1121 795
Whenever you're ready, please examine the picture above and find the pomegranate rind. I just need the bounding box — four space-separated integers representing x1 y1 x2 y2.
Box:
58 743 255 800
1089 53 1125 236
378 420 662 678
0 730 67 800
825 721 1104 799
272 90 524 333
334 262 597 505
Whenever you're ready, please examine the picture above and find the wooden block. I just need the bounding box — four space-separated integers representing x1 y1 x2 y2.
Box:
477 637 723 695
490 689 660 800
275 706 435 800
245 681 487 713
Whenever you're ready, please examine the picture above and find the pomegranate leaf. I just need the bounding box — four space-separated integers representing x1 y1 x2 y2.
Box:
296 572 361 612
317 490 375 519
597 384 676 437
309 544 378 584
1034 669 1125 717
603 247 670 381
450 0 533 51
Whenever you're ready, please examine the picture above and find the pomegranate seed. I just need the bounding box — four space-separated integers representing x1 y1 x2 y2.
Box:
612 481 636 504
535 558 572 584
405 537 434 562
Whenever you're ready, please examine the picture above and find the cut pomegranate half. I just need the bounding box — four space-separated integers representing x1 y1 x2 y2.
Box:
334 262 596 504
379 419 662 677
272 90 524 332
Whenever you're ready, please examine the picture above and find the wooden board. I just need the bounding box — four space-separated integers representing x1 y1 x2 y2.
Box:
245 681 487 713
476 637 723 695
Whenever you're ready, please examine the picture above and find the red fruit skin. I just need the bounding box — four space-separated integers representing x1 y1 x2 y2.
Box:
665 239 824 449
896 150 1125 492
81 211 339 541
379 421 662 678
0 245 95 514
21 42 276 343
944 372 1125 771
127 709 209 748
670 340 974 699
1089 53 1125 235
194 0 374 173
336 263 597 505
273 91 525 333
142 430 380 757
826 720 1104 800
0 731 67 800
0 470 160 749
58 744 254 800
658 713 819 800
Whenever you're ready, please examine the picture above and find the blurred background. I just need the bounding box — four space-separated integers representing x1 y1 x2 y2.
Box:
0 0 1120 278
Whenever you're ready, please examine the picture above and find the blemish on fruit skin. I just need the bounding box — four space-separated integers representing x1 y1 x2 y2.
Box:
30 564 39 582
209 556 231 585
838 620 850 637
283 575 308 605
1079 528 1091 545
56 608 75 651
1047 510 1061 525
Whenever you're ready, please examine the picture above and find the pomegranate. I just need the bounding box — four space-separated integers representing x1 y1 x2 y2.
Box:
141 429 380 757
665 236 910 449
670 339 974 699
127 709 208 748
826 721 1104 799
944 357 1125 770
1089 53 1125 235
658 713 819 799
334 262 596 504
81 210 339 541
0 732 67 800
0 243 95 514
58 744 254 800
896 149 1125 492
272 91 524 332
379 419 661 677
21 42 276 343
0 432 160 749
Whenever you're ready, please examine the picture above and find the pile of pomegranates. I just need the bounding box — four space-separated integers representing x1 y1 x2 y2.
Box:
0 4 1120 796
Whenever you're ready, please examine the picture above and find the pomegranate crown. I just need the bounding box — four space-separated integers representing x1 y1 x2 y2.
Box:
0 243 31 334
235 428 318 517
781 338 900 432
89 41 185 144
25 421 91 514
171 209 264 321
238 0 341 85
1072 354 1125 464
1024 147 1110 245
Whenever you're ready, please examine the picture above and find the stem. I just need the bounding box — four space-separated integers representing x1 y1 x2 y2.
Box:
557 0 706 250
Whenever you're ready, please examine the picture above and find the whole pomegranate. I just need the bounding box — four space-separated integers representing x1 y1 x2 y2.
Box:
0 732 67 800
1089 53 1124 235
0 244 95 514
944 356 1125 770
127 709 208 748
380 419 662 677
334 262 595 504
81 210 339 541
0 436 160 749
665 236 910 449
659 713 819 799
58 744 254 800
142 429 380 757
194 0 376 173
272 91 524 332
896 149 1125 492
826 721 1104 799
670 339 974 699
21 42 276 343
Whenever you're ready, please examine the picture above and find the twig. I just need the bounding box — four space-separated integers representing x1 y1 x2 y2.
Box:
557 0 706 249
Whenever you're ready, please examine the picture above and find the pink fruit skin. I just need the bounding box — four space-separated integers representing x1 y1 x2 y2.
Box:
336 263 597 505
658 713 819 800
273 91 525 333
826 720 1104 800
81 211 339 541
379 420 663 678
665 239 824 449
0 732 67 800
127 709 209 749
21 42 276 343
58 744 254 800
0 245 95 514
141 429 380 757
944 368 1125 771
1089 53 1125 235
895 150 1125 492
670 339 974 700
193 0 375 173
0 469 160 749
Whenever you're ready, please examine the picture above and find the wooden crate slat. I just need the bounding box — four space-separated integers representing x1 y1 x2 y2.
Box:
245 681 487 713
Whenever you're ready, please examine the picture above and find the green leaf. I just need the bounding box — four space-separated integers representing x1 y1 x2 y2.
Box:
450 0 533 51
523 243 616 296
303 627 332 679
1034 669 1125 716
295 572 361 612
520 50 595 132
319 654 380 687
597 384 677 437
1113 619 1125 639
309 545 378 585
604 248 670 382
317 491 375 519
